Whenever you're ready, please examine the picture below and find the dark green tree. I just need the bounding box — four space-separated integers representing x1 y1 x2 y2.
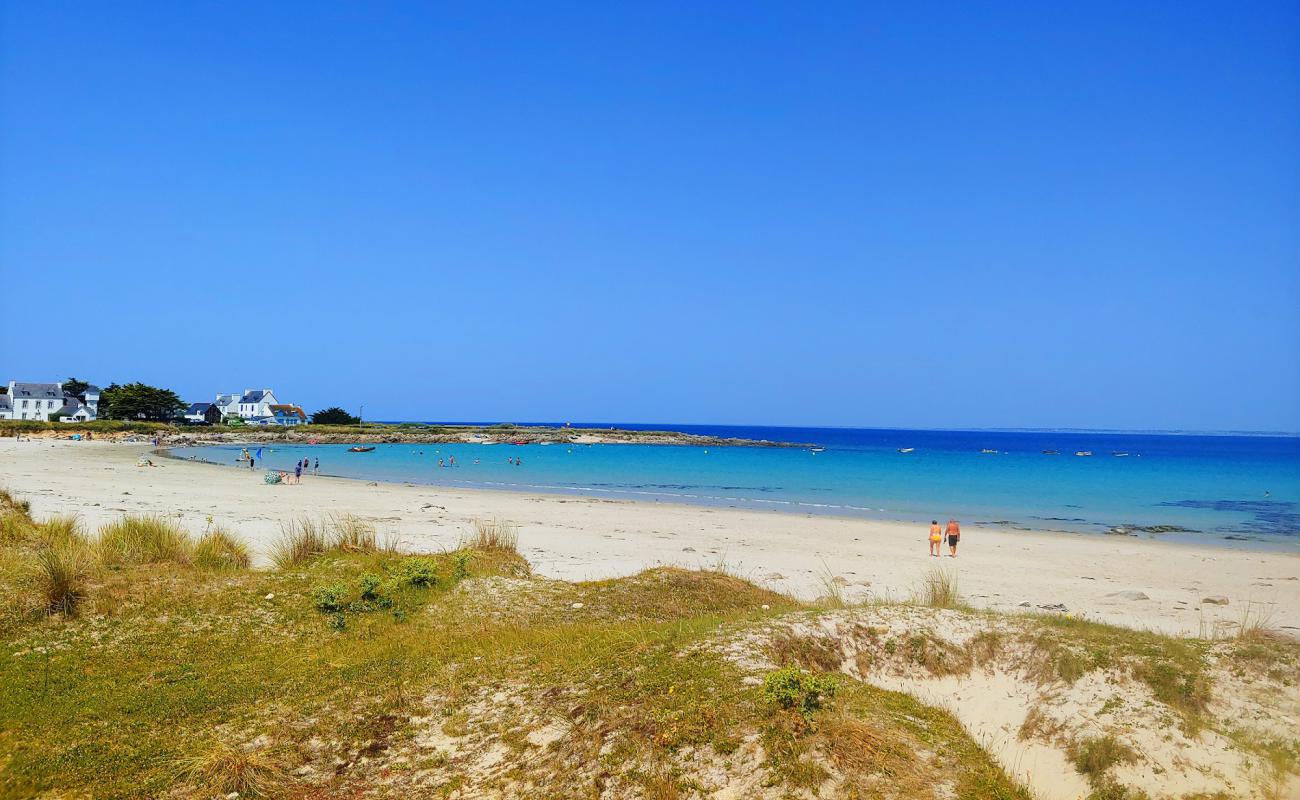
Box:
310 407 360 425
99 383 186 421
62 377 90 399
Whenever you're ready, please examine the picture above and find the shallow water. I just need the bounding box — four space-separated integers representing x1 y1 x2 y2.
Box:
170 425 1300 550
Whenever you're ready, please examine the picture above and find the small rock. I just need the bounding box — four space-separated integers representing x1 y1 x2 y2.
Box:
760 604 770 610
682 547 696 552
1018 602 1032 607
741 676 762 687
1202 596 1229 606
264 593 275 601
571 602 584 609
226 793 240 800
1108 591 1150 601
1038 603 1069 613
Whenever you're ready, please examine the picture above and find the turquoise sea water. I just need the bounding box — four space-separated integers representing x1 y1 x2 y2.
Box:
170 426 1300 550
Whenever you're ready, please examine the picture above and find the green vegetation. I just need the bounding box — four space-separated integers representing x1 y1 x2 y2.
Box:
0 488 1033 800
762 666 839 716
98 382 187 421
310 406 361 425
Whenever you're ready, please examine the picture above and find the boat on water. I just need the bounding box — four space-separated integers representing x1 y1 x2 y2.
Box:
347 446 376 453
980 449 998 454
513 441 528 446
810 446 826 453
1075 451 1093 457
1041 449 1060 455
1112 452 1130 457
897 447 915 454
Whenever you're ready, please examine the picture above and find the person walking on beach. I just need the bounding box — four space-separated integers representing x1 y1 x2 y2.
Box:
928 520 943 557
249 456 255 471
945 518 961 557
313 457 319 475
294 461 303 484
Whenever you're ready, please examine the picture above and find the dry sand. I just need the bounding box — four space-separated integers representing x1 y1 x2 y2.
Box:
2 438 1296 637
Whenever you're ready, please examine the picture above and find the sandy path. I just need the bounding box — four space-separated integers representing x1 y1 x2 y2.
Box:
1 439 1296 636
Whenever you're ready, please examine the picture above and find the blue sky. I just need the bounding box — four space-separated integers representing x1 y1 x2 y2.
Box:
2 2 1297 431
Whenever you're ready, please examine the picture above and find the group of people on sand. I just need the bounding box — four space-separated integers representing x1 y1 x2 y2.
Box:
276 457 319 485
928 518 961 557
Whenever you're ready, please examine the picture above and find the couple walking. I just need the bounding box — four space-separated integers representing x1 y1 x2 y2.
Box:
928 518 961 557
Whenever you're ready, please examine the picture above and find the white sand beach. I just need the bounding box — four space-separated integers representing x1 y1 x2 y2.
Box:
2 438 1296 637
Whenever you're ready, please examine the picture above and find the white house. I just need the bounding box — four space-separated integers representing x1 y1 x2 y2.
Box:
213 388 279 420
0 381 100 422
213 393 240 421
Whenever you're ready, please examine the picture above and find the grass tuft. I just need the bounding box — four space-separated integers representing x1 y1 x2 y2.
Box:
96 515 193 566
269 517 329 568
330 514 378 553
466 517 519 552
177 741 285 797
34 536 94 615
192 527 251 571
917 565 960 608
1070 734 1137 781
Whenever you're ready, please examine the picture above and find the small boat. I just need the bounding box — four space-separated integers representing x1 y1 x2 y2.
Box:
1075 451 1092 457
347 446 376 453
1041 449 1060 455
513 441 528 446
810 446 826 453
1111 452 1130 457
980 449 998 454
897 447 915 454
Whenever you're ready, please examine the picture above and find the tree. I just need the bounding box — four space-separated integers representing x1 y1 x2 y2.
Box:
310 407 360 425
99 382 186 421
62 377 90 399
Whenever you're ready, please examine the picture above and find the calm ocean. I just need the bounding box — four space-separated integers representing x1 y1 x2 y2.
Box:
171 424 1300 550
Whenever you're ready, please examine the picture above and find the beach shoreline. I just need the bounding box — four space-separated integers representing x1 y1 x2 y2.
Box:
2 437 1297 636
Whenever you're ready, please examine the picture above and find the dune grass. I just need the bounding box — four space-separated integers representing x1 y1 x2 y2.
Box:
33 536 94 615
269 514 384 568
175 740 286 797
193 527 252 571
466 517 519 552
918 564 961 608
96 515 195 567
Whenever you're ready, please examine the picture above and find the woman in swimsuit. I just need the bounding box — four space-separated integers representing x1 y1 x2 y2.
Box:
929 520 942 557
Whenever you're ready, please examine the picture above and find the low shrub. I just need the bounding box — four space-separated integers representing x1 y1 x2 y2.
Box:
451 551 471 581
401 557 439 588
312 583 349 614
359 572 382 600
762 666 838 717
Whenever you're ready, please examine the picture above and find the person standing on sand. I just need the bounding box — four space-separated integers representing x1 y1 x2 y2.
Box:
929 520 942 557
945 518 961 557
249 457 255 470
313 457 319 475
294 461 302 484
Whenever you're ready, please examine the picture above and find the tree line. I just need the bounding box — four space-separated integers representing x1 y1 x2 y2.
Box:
52 377 359 425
